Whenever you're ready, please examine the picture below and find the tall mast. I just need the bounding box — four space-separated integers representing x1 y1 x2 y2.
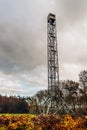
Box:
46 13 72 114
47 13 59 96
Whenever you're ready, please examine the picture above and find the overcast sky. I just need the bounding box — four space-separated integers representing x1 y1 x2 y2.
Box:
0 0 87 96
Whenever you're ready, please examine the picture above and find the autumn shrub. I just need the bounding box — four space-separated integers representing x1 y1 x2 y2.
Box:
0 114 87 130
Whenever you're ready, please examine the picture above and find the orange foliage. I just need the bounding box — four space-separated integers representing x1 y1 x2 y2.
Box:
0 114 87 130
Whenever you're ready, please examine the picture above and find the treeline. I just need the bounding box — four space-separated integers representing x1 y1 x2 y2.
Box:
0 80 87 115
0 70 87 115
26 80 87 115
0 95 29 113
27 70 87 115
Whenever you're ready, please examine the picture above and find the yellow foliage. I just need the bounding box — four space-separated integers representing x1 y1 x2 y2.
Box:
0 114 87 130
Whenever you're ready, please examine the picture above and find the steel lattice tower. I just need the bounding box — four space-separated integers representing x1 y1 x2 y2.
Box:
47 13 59 96
45 13 73 114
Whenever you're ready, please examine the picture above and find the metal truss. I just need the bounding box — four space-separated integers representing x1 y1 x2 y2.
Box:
45 13 73 114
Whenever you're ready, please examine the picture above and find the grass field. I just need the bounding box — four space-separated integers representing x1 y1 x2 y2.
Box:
0 114 87 130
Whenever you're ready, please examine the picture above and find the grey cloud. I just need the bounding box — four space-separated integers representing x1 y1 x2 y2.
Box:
56 0 87 25
0 22 46 73
0 0 51 96
0 0 55 74
55 0 87 67
58 25 87 65
0 0 87 82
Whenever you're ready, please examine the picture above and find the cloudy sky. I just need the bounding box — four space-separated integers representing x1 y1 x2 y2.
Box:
0 0 87 96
